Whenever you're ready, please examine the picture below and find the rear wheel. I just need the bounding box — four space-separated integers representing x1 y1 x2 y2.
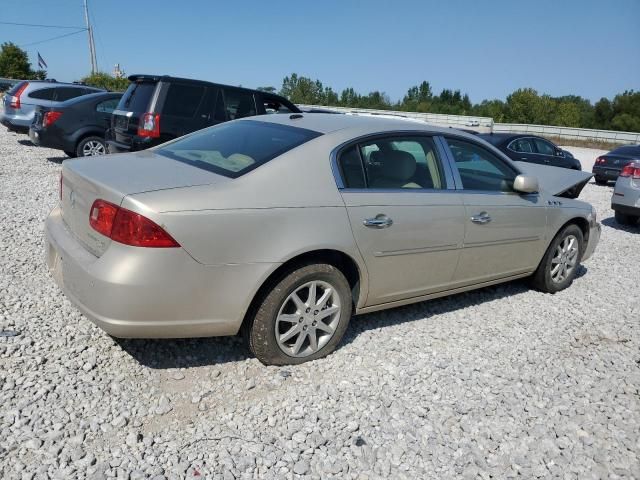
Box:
76 136 106 157
246 263 352 365
594 176 608 185
615 210 639 226
530 224 583 293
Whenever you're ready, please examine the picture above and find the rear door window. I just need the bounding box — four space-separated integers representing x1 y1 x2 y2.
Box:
223 89 256 119
118 82 155 112
156 120 321 178
508 138 534 153
54 87 86 101
162 83 206 117
197 87 227 122
28 88 56 100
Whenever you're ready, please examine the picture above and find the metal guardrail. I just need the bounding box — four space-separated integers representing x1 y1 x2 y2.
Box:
493 123 640 144
297 104 494 129
300 104 640 144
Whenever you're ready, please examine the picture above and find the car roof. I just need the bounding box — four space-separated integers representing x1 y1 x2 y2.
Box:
26 80 103 89
477 133 531 145
242 112 479 138
127 74 289 98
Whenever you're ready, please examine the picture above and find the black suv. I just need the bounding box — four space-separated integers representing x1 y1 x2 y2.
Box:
107 75 300 153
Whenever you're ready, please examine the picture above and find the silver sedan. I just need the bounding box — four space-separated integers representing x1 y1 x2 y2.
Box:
45 114 601 365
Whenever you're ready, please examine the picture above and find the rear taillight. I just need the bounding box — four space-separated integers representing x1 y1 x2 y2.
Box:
89 199 179 248
43 111 63 128
595 157 606 165
620 162 640 179
10 82 29 109
137 113 160 138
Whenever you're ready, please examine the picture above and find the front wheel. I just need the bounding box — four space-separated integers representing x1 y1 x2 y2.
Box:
246 263 352 365
76 136 106 157
530 224 584 293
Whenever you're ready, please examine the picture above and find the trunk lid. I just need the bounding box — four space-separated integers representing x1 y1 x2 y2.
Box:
61 150 227 256
514 162 593 198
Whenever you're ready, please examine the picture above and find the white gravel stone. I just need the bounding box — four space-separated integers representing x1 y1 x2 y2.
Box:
0 130 638 479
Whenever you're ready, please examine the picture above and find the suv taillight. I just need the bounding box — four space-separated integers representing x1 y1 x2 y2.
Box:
43 111 63 128
10 82 29 109
595 157 606 165
620 162 640 179
89 199 179 248
137 113 160 138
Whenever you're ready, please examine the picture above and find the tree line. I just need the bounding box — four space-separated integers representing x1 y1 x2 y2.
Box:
268 73 640 132
2 41 638 133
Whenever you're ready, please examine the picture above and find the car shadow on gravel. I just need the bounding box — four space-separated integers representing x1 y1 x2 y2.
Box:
17 139 35 146
341 266 588 347
47 156 67 164
602 216 640 232
115 267 588 369
114 335 249 369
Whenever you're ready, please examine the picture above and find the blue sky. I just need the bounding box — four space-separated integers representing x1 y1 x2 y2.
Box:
2 0 639 103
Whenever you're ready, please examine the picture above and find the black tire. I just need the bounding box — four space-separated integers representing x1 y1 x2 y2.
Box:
530 224 584 294
594 176 608 186
64 150 76 158
245 263 352 365
615 210 639 226
76 136 106 157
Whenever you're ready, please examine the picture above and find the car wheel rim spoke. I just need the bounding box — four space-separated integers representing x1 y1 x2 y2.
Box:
275 280 341 358
83 141 105 156
550 234 578 283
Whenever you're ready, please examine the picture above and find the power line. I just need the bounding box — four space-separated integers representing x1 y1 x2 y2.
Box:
20 29 87 48
0 21 86 30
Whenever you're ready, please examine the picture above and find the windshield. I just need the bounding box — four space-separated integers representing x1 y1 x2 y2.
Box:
156 120 322 178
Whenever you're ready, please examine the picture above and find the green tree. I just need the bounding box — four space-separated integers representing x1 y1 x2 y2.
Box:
0 42 46 80
551 101 581 127
280 73 326 104
79 72 129 91
593 98 613 129
505 88 541 124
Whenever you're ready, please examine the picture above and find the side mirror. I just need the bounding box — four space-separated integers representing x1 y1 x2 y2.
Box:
555 148 565 157
513 174 539 194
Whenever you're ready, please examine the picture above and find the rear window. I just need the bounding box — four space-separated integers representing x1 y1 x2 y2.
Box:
118 82 155 112
162 83 205 117
611 145 640 157
7 81 28 96
156 120 322 178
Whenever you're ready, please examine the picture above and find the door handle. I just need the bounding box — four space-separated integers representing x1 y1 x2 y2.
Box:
470 212 491 224
363 214 393 229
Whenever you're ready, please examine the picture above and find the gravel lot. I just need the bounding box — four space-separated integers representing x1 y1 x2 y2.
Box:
0 128 638 480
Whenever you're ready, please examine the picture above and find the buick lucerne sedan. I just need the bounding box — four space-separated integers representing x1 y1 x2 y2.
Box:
46 114 601 365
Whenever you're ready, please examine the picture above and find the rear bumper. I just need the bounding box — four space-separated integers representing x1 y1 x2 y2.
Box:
106 134 154 153
592 166 621 179
582 222 601 262
45 206 276 338
29 126 72 151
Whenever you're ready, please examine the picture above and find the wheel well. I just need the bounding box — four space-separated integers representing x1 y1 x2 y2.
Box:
74 131 104 150
560 217 590 251
240 249 362 333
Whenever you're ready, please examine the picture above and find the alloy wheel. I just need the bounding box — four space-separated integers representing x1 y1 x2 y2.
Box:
550 234 579 283
82 140 106 156
275 280 341 358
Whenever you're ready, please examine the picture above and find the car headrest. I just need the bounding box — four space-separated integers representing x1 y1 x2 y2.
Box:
371 150 417 181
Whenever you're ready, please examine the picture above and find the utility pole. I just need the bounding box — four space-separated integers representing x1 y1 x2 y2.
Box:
83 0 97 74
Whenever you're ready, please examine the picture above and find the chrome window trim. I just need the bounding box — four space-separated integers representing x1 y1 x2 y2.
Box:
330 131 456 191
